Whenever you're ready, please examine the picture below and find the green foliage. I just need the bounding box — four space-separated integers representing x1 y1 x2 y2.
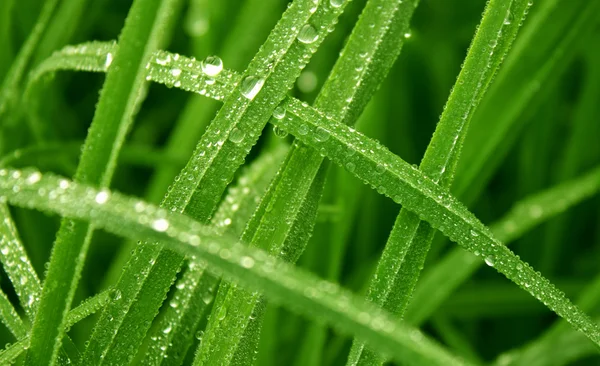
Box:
0 0 599 365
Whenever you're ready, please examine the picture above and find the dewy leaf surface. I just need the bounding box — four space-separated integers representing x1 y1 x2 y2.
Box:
406 165 600 325
25 0 184 364
0 168 467 366
348 0 533 363
83 1 347 364
195 0 421 364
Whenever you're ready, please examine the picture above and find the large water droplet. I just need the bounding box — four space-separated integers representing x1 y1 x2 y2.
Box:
95 191 109 204
228 128 245 143
104 53 113 68
314 127 330 142
485 255 495 267
273 125 288 138
152 218 169 232
297 24 318 44
330 0 344 8
504 10 514 25
273 105 286 119
240 76 265 100
201 56 223 76
170 68 182 77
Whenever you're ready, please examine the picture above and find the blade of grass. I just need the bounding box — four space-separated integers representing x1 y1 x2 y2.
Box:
0 0 15 82
405 165 600 325
347 0 534 363
24 0 184 363
195 1 422 364
454 0 600 205
82 1 345 364
0 167 467 366
0 0 58 121
0 289 26 340
141 144 287 365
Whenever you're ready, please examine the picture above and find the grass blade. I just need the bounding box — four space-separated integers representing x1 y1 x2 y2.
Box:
406 165 600 325
195 1 422 364
82 1 343 363
25 0 184 363
0 167 467 366
141 145 287 365
0 289 26 339
347 0 534 363
0 0 58 120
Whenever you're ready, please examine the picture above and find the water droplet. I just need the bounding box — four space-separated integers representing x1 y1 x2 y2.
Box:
297 24 318 44
240 256 255 268
104 53 113 68
156 54 171 66
273 105 286 120
228 128 245 143
170 68 182 77
404 32 412 39
26 172 41 184
485 255 495 267
346 162 356 172
240 76 265 100
201 56 223 76
504 10 514 25
95 191 109 204
163 325 172 334
217 307 227 321
314 127 330 142
330 0 344 8
273 125 288 138
470 230 479 237
297 124 309 135
152 218 169 232
111 289 122 301
202 293 213 304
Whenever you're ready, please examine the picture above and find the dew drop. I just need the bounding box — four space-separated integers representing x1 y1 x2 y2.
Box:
346 162 356 172
273 125 288 138
202 293 213 305
330 0 344 8
156 54 171 66
104 53 113 68
95 191 109 204
240 76 265 100
404 32 412 39
163 325 172 334
314 127 330 142
201 56 223 76
26 172 41 184
469 230 479 237
504 10 514 25
297 24 318 44
240 256 255 269
228 128 245 144
485 255 495 267
273 105 286 119
170 68 182 77
217 307 227 321
152 218 169 232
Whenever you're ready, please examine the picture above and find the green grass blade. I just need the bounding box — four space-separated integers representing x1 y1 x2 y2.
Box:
406 165 600 325
454 0 600 205
0 0 15 82
0 0 58 121
0 289 26 339
141 145 287 365
271 96 600 347
0 203 41 317
82 1 338 363
347 0 533 363
195 0 421 363
25 0 184 363
0 168 467 366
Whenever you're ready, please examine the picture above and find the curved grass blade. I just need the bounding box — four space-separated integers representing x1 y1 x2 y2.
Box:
0 289 111 364
32 34 600 348
347 0 534 363
0 289 26 339
0 203 41 317
25 0 184 363
270 96 600 347
0 168 467 366
0 0 58 121
195 1 422 363
82 1 344 364
406 165 600 325
141 144 287 365
454 0 600 205
0 0 15 82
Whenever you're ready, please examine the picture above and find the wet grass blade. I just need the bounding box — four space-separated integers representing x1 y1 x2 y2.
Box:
347 0 533 363
0 289 26 339
0 0 58 121
24 0 184 363
82 1 344 364
0 168 467 366
406 165 600 325
140 145 287 365
195 1 421 364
